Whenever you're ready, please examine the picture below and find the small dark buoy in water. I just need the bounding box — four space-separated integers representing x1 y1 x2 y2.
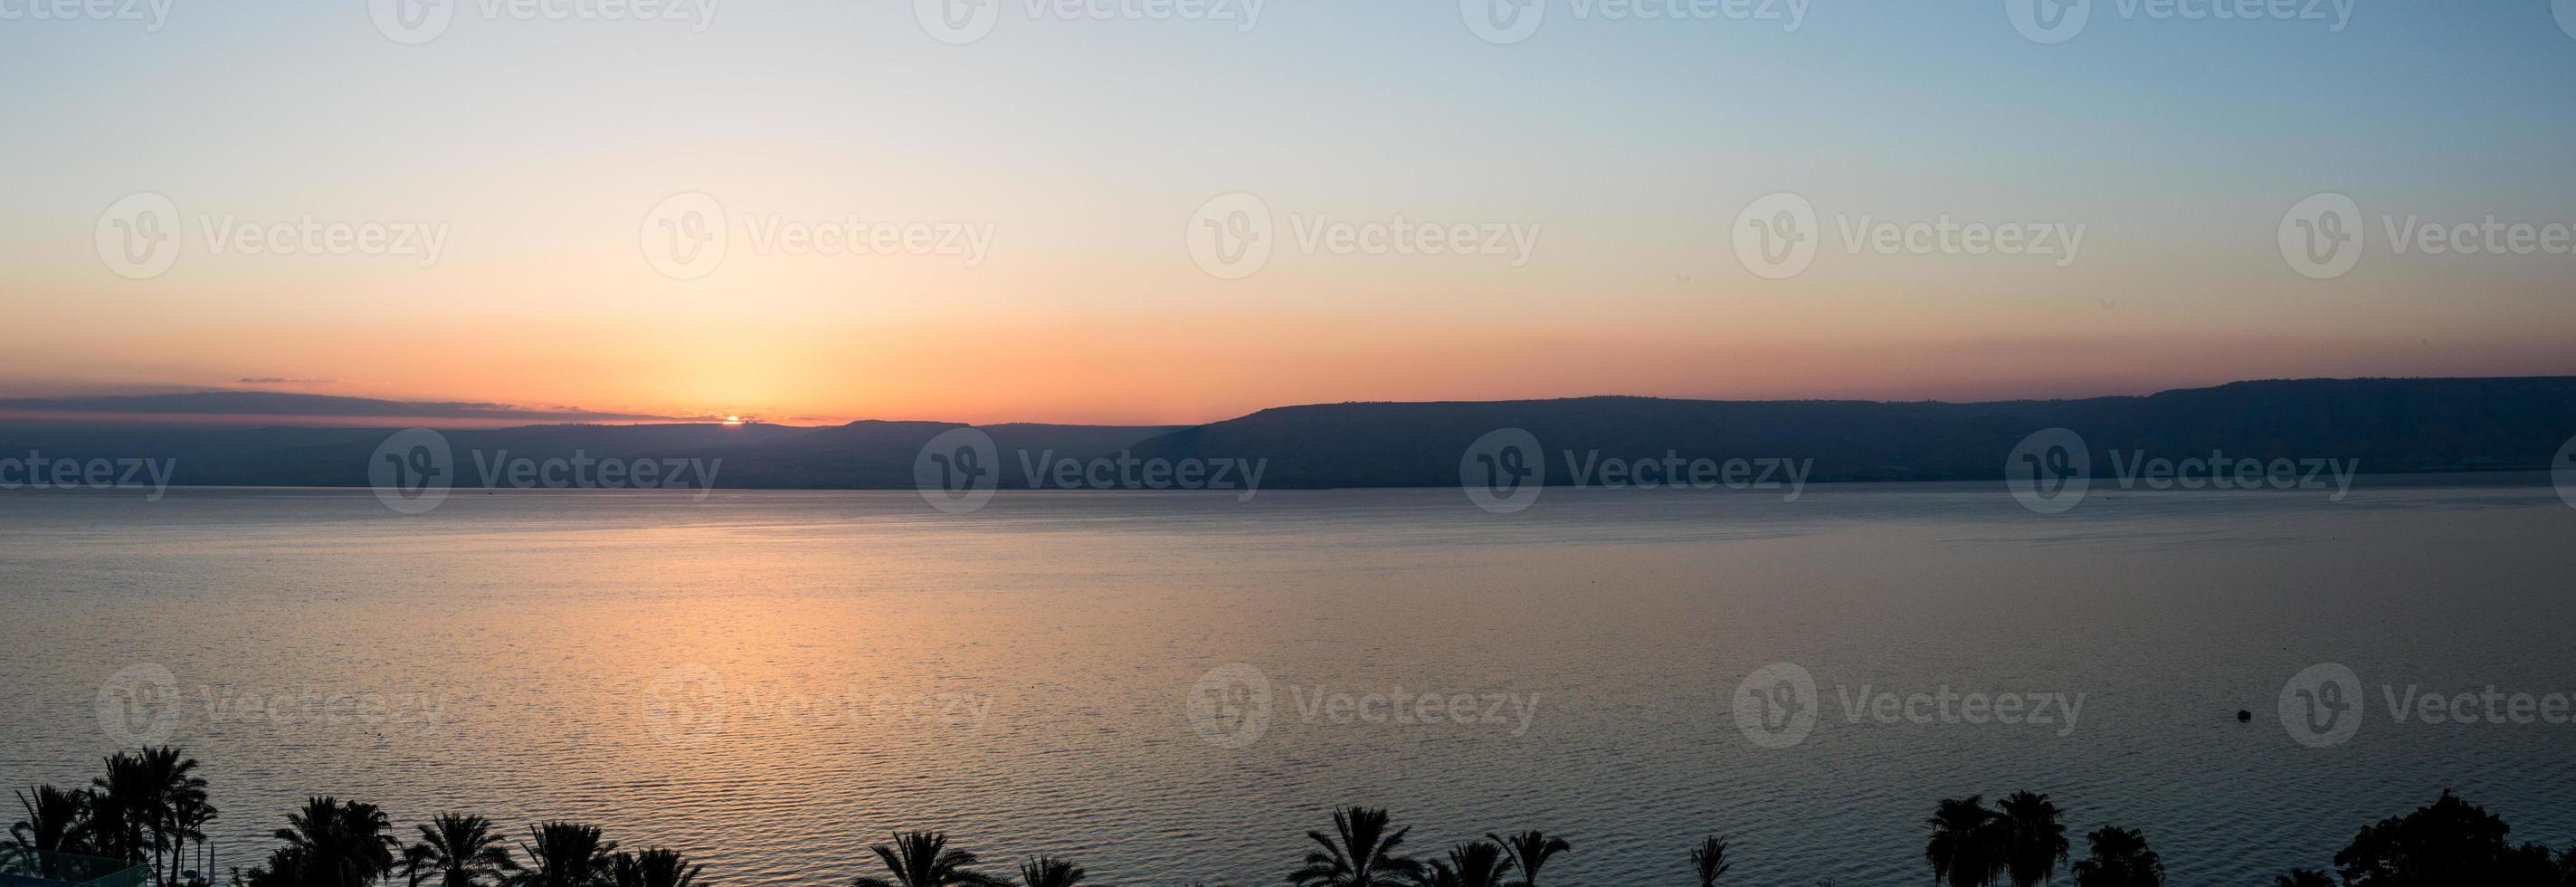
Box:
2238 710 2253 723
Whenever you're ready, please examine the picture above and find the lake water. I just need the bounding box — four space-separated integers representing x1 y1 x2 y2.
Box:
4 481 2573 885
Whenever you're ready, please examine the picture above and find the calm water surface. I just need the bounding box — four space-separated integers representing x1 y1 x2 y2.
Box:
5 482 2573 885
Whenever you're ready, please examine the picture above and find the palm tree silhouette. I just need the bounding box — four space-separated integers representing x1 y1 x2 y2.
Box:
413 815 518 887
510 824 615 887
1012 855 1083 887
404 844 437 887
850 832 1004 887
1996 792 2069 886
271 796 401 887
9 786 94 854
1485 831 1568 887
2269 871 2332 887
1925 796 2005 887
611 849 700 887
1412 841 1512 887
1688 835 1731 887
1288 806 1422 887
2067 827 2162 887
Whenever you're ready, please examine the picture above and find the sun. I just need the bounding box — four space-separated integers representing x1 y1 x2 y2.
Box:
722 415 744 426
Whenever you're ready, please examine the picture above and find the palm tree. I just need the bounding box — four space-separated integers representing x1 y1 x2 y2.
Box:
1012 855 1082 887
510 824 615 887
271 796 401 887
404 845 437 887
2270 871 2333 887
1287 807 1421 887
90 753 157 865
9 786 93 854
1995 792 2069 887
1412 841 1512 887
1486 831 1568 887
1688 835 1731 887
412 815 517 887
1925 796 2005 887
850 832 1003 887
2067 827 2162 887
610 849 699 887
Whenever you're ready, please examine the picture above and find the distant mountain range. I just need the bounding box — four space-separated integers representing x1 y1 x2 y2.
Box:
3 377 2573 490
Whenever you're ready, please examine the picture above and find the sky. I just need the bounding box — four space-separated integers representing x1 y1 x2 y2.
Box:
3 0 2573 425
